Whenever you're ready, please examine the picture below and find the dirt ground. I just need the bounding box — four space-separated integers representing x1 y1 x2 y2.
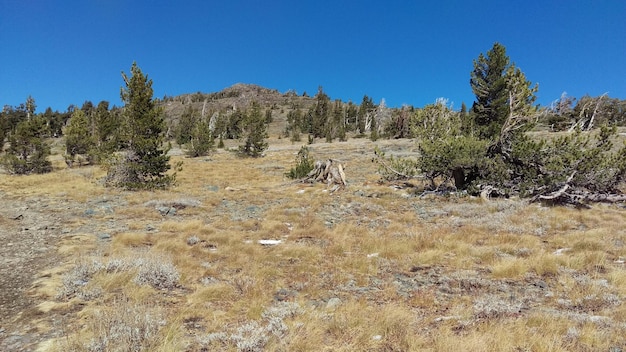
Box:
0 188 126 351
0 192 70 351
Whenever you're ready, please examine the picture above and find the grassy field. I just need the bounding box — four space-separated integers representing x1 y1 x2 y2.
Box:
3 136 626 351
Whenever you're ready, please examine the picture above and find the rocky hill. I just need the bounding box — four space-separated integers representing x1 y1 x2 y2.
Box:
159 83 317 138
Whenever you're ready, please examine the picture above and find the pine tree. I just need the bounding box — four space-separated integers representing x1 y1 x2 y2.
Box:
357 95 375 135
286 145 315 179
311 87 330 138
106 62 174 189
91 101 122 162
239 101 268 157
470 42 510 140
3 112 52 174
286 108 303 142
64 109 93 166
186 117 214 157
175 105 198 145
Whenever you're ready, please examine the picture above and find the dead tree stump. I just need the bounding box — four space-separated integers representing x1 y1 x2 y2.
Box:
305 159 346 188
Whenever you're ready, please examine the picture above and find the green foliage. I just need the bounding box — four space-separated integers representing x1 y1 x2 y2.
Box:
64 109 93 164
418 135 488 189
2 114 52 174
239 101 268 158
285 108 304 142
310 87 330 138
470 42 511 141
42 107 67 138
286 146 315 179
0 110 7 149
186 117 214 157
175 105 198 145
373 147 419 182
326 99 346 142
385 42 626 202
358 95 375 135
90 101 122 162
345 102 358 132
106 62 174 190
384 106 413 139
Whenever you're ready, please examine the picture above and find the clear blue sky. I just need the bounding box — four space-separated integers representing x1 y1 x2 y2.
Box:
1 0 624 112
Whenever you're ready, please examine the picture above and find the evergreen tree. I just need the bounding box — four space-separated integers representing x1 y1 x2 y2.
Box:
3 113 52 174
106 62 174 189
64 109 93 166
345 102 358 132
333 100 347 141
470 42 510 140
239 101 268 157
0 108 8 149
25 95 36 120
92 101 122 161
311 86 330 138
459 102 472 135
286 108 303 142
186 117 214 157
175 105 198 145
357 95 375 135
286 145 315 179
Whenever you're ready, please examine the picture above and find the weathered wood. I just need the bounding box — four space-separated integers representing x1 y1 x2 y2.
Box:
305 159 347 188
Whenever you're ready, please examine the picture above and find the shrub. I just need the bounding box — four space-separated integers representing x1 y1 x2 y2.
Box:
133 257 180 290
286 146 315 179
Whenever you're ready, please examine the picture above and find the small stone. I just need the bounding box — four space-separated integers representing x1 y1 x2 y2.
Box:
156 206 176 216
274 288 296 301
326 297 342 309
258 239 282 246
372 335 382 341
98 233 111 240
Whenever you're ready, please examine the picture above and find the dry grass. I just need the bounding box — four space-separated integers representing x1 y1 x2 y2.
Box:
8 137 626 351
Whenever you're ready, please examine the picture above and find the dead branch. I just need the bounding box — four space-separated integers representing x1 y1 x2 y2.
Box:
586 93 607 131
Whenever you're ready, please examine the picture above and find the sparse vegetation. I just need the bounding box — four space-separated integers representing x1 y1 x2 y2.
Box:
286 145 314 179
2 52 626 352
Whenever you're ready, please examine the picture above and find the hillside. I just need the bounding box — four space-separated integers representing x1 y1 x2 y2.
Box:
1 135 625 351
159 83 318 138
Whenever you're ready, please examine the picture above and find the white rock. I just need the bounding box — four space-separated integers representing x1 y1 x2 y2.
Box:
553 248 571 255
258 239 282 246
326 297 342 309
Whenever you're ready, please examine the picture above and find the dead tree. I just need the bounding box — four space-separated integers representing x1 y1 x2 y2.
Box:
304 159 347 188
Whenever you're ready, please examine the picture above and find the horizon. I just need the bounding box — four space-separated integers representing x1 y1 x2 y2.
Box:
1 1 624 113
